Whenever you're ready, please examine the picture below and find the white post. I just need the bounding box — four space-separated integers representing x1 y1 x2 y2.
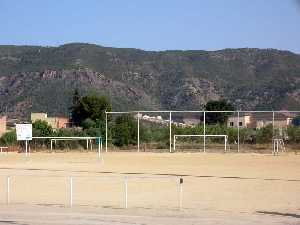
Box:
237 111 240 153
86 139 88 150
179 178 183 210
173 136 176 151
98 138 101 159
203 111 206 152
272 111 275 154
6 176 10 204
105 112 108 153
124 177 128 209
225 136 227 152
137 112 140 152
272 111 275 136
25 140 28 157
169 112 172 153
51 140 53 151
70 177 73 207
100 138 103 152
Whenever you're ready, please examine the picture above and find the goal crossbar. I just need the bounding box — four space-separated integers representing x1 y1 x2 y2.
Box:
50 138 96 151
173 134 228 152
31 136 103 158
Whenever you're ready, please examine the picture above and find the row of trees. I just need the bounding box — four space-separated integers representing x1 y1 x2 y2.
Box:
1 118 300 148
1 90 300 149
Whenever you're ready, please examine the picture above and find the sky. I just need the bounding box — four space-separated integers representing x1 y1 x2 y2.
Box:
0 0 300 53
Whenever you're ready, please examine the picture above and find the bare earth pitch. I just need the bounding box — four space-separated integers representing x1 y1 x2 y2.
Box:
0 152 299 225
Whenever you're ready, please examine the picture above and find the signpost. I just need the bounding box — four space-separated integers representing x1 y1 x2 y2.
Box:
16 124 32 156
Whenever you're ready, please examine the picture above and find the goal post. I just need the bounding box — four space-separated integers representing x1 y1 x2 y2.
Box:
173 134 229 152
50 138 94 150
31 136 103 158
272 138 285 155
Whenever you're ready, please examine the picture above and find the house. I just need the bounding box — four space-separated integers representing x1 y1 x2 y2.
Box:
227 115 251 128
31 113 48 122
227 112 293 129
0 116 7 136
46 117 69 129
31 113 69 129
255 113 293 129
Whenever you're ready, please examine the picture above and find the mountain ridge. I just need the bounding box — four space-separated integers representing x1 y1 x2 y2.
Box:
0 43 300 118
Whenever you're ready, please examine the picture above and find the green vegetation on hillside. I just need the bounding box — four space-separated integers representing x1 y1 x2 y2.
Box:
0 43 300 118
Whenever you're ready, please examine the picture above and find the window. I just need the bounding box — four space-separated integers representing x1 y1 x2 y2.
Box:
239 122 243 127
230 122 234 127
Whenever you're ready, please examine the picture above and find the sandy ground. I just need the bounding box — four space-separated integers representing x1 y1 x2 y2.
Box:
0 151 299 224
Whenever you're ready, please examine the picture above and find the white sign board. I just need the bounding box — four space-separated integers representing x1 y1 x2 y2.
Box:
16 124 32 141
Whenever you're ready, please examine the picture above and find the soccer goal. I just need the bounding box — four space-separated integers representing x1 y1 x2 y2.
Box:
272 138 285 155
32 136 103 158
173 134 229 152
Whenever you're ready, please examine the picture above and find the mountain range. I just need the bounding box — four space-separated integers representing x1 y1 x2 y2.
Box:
0 43 300 118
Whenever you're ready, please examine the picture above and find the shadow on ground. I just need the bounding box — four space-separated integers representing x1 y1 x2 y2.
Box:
257 211 300 218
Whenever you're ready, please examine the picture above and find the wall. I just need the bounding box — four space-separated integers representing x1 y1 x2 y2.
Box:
31 113 47 122
227 115 251 128
0 116 7 137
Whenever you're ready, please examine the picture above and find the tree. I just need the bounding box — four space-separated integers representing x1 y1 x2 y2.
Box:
71 94 112 126
0 130 17 145
292 116 300 126
204 100 234 124
72 89 80 107
113 114 138 147
69 88 81 123
32 120 53 137
287 126 300 143
256 124 273 144
81 118 96 129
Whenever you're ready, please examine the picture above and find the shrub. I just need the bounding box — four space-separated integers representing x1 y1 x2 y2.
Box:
0 130 17 145
81 118 96 129
113 114 138 147
32 120 53 137
256 124 273 144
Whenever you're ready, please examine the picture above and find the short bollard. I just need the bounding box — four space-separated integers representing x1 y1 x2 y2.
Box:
124 177 128 209
179 177 183 210
69 177 73 207
7 176 10 205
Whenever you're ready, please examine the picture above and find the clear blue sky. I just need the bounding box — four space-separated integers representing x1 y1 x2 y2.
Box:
1 0 300 53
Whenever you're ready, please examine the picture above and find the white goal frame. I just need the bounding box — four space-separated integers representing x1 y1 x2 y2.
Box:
31 136 103 158
173 134 228 152
105 110 300 154
272 138 285 156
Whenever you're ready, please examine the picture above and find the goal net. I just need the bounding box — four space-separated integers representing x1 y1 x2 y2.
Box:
173 134 229 152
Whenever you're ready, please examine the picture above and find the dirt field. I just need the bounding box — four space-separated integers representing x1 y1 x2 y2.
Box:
0 151 299 224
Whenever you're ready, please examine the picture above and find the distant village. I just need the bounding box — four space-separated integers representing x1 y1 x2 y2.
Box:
0 111 296 138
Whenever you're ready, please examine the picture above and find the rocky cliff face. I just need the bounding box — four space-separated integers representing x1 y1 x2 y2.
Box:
0 44 300 118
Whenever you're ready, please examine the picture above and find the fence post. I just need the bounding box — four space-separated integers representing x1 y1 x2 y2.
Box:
105 112 108 153
237 111 240 152
179 177 183 210
272 111 275 154
203 111 206 152
137 112 140 152
6 176 10 204
69 177 73 207
169 111 172 153
124 177 128 209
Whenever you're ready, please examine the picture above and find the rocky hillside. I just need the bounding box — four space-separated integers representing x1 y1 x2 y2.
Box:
0 43 300 118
